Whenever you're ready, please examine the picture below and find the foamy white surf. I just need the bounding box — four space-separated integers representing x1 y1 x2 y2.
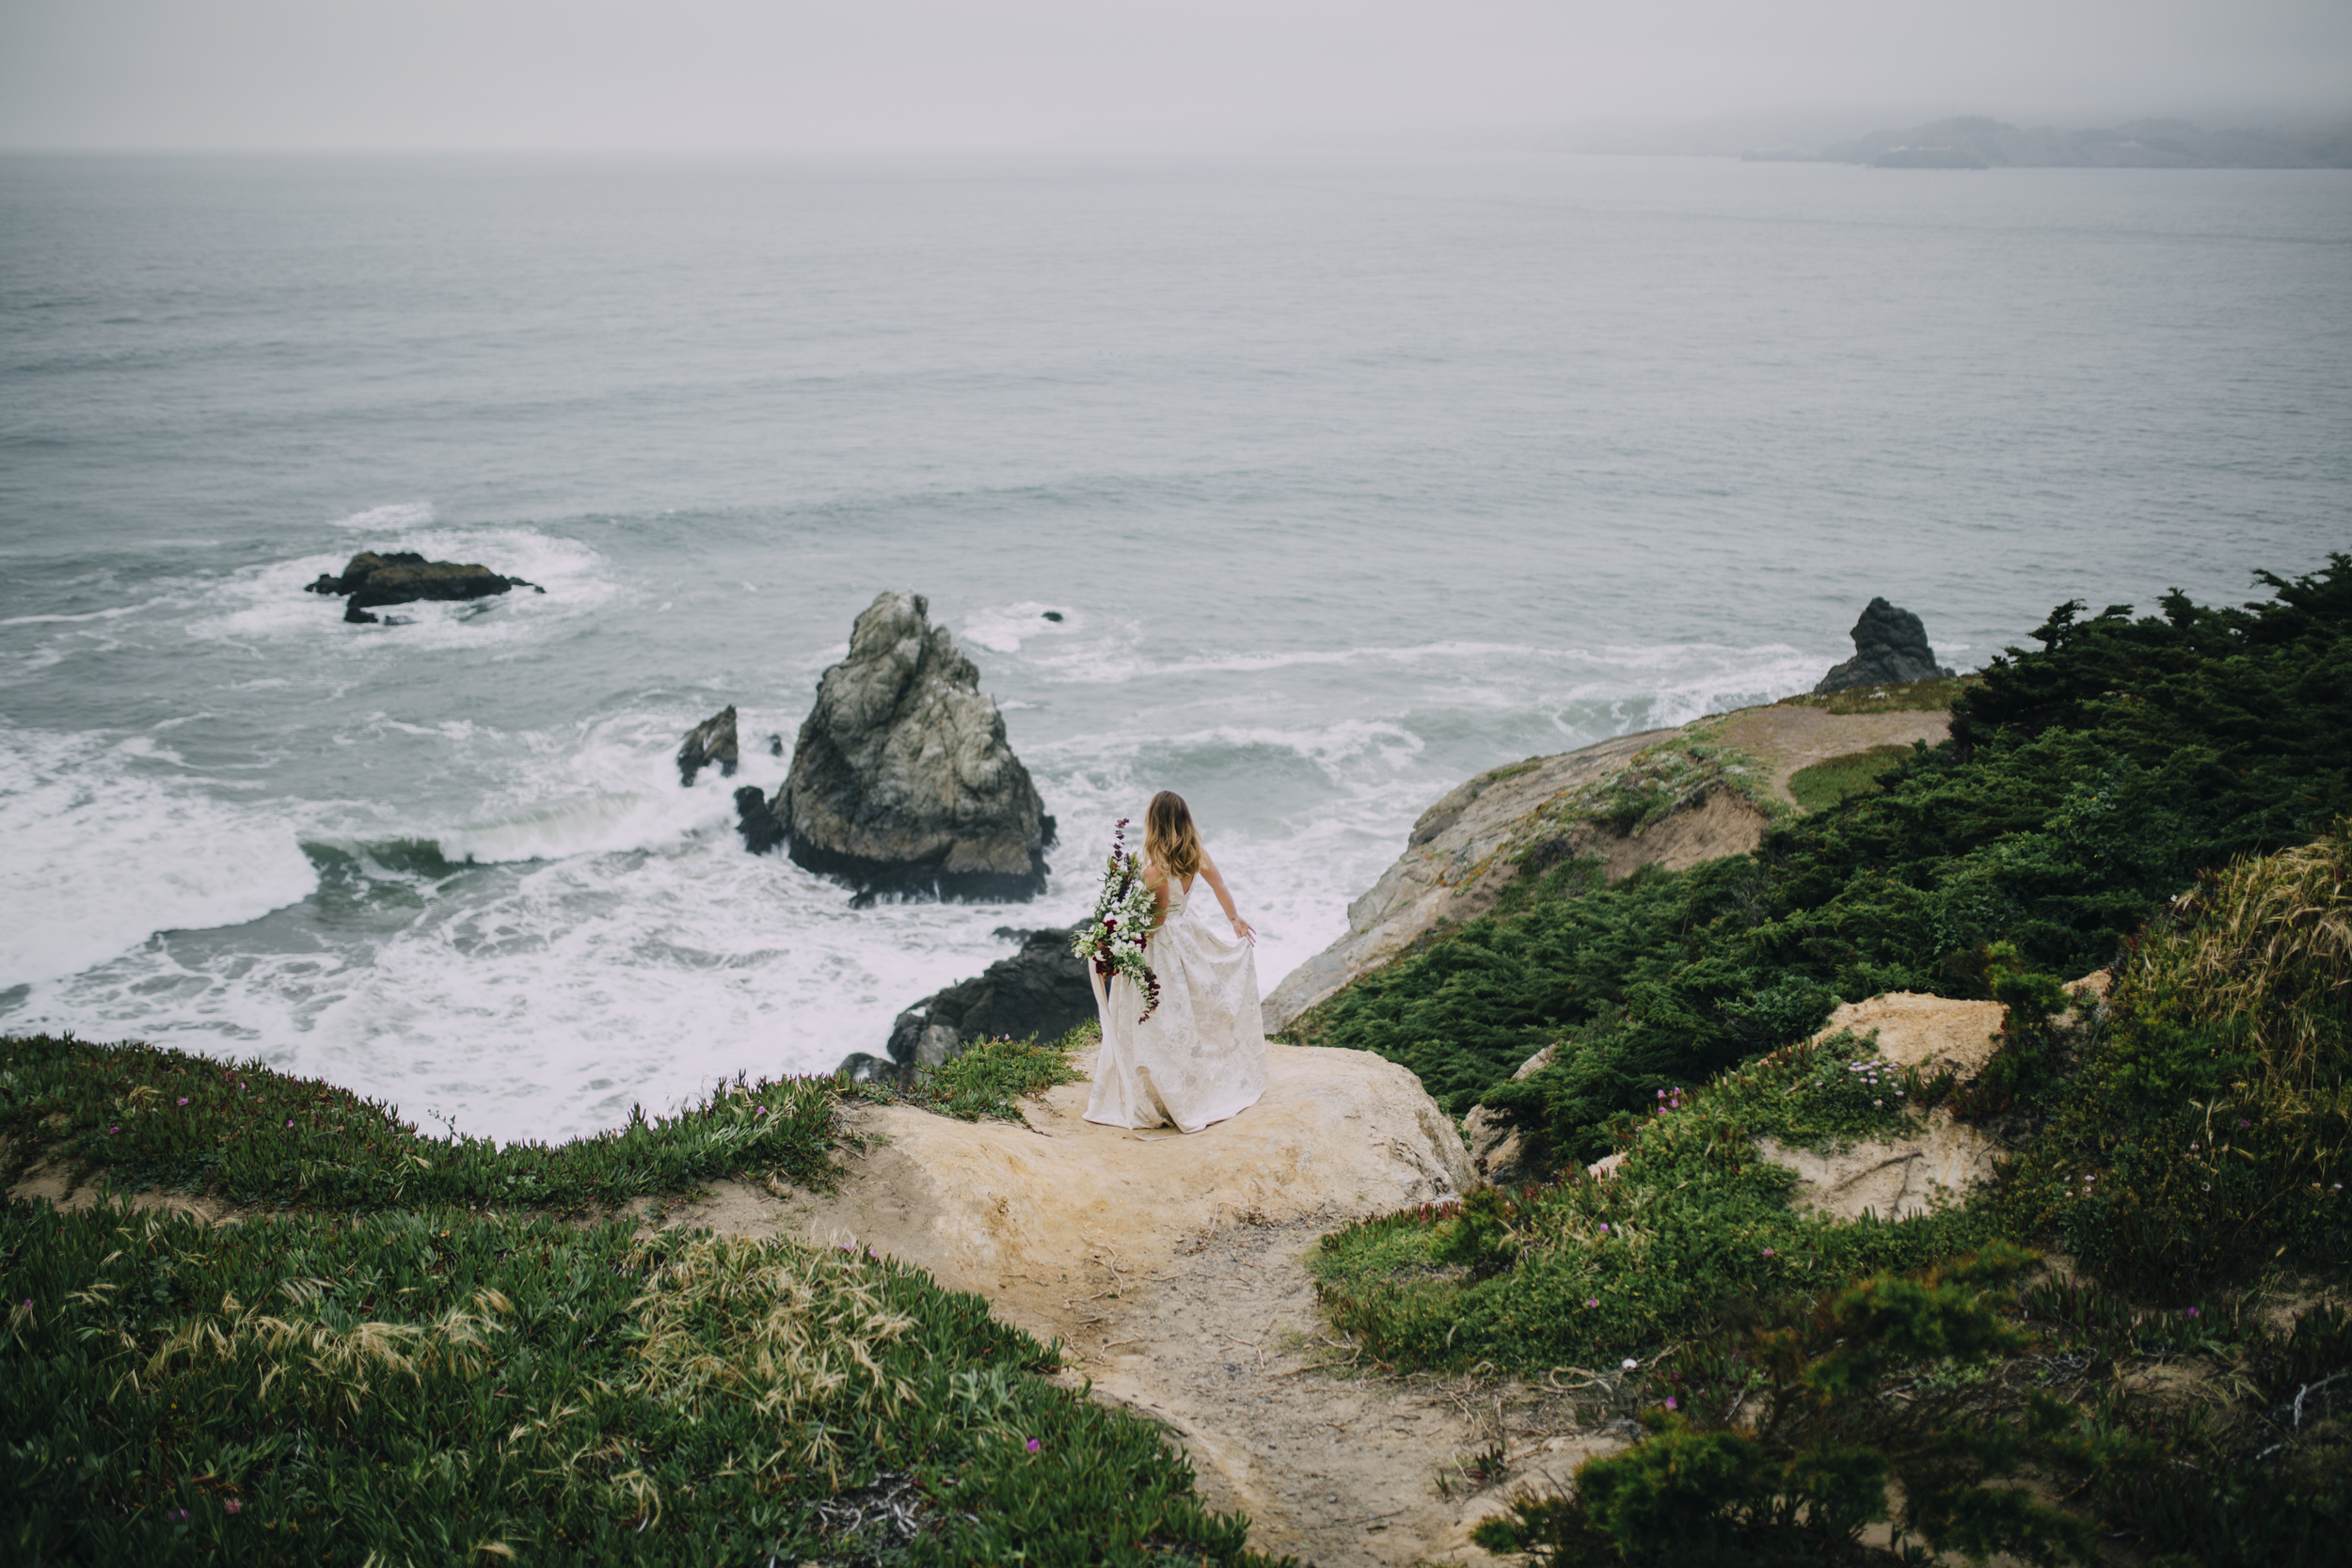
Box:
0 728 318 988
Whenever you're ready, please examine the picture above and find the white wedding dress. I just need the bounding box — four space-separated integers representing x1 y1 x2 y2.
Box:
1084 865 1269 1132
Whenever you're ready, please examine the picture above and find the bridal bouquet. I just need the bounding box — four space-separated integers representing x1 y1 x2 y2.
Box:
1071 818 1163 1022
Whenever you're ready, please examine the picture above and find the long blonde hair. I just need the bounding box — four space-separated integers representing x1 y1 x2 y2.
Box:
1144 791 1203 879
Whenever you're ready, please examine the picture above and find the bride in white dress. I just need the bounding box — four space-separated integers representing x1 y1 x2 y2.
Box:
1084 791 1270 1133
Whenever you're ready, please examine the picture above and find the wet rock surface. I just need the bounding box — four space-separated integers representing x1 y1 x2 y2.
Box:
848 925 1094 1081
765 591 1053 901
305 550 542 625
676 705 739 786
1811 596 1954 694
733 785 786 855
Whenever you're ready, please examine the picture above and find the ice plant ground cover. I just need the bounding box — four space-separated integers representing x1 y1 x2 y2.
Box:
0 1033 845 1214
1072 817 1163 1022
0 1022 1272 1564
0 1200 1273 1565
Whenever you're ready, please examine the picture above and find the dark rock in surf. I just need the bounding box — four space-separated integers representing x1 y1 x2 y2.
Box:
765 734 785 758
1812 597 1956 694
734 785 786 855
307 550 543 625
1041 610 1064 623
839 925 1094 1082
764 591 1054 902
677 705 739 786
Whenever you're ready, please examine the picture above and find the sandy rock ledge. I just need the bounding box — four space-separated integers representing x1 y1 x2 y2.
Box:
673 1041 1470 1349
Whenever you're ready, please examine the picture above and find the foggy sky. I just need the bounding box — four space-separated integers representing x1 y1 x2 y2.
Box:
3 0 2347 152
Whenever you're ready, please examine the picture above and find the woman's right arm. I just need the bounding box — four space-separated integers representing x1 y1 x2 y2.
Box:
1198 851 1254 944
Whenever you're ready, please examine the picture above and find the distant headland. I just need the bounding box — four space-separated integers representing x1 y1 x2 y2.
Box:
1741 113 2352 168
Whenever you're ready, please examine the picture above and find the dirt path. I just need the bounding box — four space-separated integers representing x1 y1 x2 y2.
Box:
647 1048 1634 1562
1064 1217 1628 1566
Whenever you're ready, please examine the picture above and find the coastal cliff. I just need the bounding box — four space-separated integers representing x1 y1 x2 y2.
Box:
1265 686 1959 1033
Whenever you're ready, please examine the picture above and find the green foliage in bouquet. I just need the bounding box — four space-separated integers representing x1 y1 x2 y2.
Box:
1072 817 1162 1022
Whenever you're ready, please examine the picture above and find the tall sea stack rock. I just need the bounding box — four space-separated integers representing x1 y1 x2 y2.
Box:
676 705 739 787
764 591 1054 901
1812 597 1956 694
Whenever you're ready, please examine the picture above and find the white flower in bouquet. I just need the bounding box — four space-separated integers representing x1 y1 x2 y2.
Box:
1071 818 1163 1022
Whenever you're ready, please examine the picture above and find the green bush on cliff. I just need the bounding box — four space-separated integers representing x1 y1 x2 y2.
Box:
1470 1245 2107 1568
2001 824 2352 1298
1311 1026 1990 1372
1300 556 2352 1162
0 1201 1266 1565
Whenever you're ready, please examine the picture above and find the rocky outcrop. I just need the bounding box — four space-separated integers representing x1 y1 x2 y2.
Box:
1263 732 1767 1033
1807 990 2007 1076
305 550 543 625
676 706 739 786
1812 597 1955 694
1756 991 2007 1220
756 592 1053 902
748 1040 1472 1341
1264 699 1963 1035
1758 1118 2001 1223
1752 981 2101 1221
1464 1043 1556 1186
733 786 786 855
837 926 1096 1084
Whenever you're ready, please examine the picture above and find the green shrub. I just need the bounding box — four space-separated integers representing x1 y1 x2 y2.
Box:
1301 556 2352 1162
2002 826 2352 1299
0 1200 1269 1565
1786 745 1915 814
1470 1245 2104 1567
0 1034 842 1213
1311 1029 1989 1372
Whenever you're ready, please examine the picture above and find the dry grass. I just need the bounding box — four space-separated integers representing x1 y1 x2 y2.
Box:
2138 822 2352 1092
622 1232 922 1481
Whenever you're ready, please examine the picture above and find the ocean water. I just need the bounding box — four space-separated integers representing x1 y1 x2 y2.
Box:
3 152 2346 1143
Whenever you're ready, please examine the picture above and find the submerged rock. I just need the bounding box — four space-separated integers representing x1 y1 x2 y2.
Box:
733 785 786 855
1812 596 1955 694
844 926 1095 1082
764 591 1053 901
676 705 739 787
306 550 543 625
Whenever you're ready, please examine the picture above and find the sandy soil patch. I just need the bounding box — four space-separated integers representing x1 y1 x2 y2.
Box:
1710 705 1953 806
